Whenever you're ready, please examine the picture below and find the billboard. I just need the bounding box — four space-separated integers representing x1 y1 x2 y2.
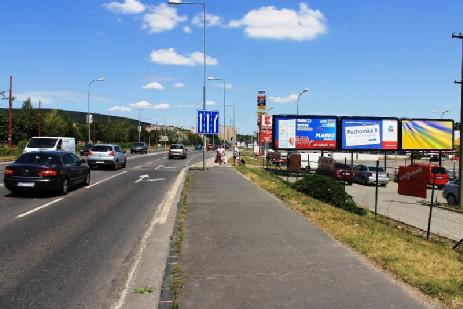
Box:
401 119 454 150
257 90 266 111
260 115 272 130
273 115 337 150
341 117 398 150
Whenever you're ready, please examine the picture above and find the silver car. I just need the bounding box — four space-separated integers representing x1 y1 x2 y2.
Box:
443 178 459 205
168 144 187 159
87 144 127 170
354 164 390 186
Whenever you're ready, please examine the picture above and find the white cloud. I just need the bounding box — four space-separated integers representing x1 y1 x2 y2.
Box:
173 82 186 88
143 81 164 90
206 100 216 106
130 100 153 109
154 103 170 110
268 93 298 103
129 100 170 110
109 106 131 112
214 82 233 90
192 13 222 27
142 3 187 33
228 3 327 41
103 0 145 15
150 48 218 66
183 25 192 33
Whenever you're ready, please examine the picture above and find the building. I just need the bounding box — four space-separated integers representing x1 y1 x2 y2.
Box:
219 125 236 142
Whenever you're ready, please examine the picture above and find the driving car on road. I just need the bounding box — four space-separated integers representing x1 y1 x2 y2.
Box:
194 144 203 151
3 151 90 195
130 142 148 154
169 144 187 159
79 143 93 156
443 178 459 205
87 144 127 170
354 164 390 186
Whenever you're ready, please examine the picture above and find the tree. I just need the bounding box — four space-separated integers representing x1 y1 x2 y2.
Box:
14 98 36 143
43 110 67 136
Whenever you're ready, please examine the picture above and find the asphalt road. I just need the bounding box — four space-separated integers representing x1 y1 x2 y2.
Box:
0 149 208 308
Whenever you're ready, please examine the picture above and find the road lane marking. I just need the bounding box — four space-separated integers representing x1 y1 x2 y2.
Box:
0 183 3 187
86 171 127 189
111 167 186 309
134 174 149 183
134 166 141 169
16 198 64 219
155 164 164 170
146 178 165 182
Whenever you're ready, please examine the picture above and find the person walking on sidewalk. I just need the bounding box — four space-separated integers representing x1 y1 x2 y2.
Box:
215 146 225 166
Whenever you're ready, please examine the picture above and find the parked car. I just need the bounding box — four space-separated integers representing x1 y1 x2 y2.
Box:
24 137 76 153
169 144 187 159
194 144 203 151
354 164 390 186
413 164 448 189
447 169 457 181
79 143 93 156
3 151 90 195
443 178 459 205
206 144 214 151
130 142 148 154
316 157 355 185
87 144 127 170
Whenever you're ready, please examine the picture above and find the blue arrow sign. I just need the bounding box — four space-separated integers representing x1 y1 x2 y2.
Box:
197 110 219 134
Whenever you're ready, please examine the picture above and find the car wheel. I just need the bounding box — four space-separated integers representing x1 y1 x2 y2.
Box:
112 163 118 170
447 194 457 205
84 172 90 186
60 178 70 195
122 160 127 168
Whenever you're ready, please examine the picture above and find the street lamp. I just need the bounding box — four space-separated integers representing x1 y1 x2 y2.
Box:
87 77 105 143
225 104 235 143
207 76 226 146
452 32 463 207
169 0 207 170
296 88 309 116
432 109 450 119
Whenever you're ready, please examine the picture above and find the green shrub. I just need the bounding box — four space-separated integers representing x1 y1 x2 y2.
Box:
293 174 366 215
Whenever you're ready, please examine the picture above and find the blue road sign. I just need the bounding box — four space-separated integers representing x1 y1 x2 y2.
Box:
197 110 219 135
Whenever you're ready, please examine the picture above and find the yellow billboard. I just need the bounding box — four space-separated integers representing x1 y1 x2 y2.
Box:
401 120 454 150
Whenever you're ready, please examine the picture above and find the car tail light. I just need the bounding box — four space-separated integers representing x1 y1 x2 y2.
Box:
108 151 115 156
38 169 58 177
88 150 93 156
4 168 15 176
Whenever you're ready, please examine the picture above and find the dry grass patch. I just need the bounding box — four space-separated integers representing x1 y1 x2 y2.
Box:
237 165 463 307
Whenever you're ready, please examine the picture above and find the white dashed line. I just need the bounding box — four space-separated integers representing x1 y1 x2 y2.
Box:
86 171 127 189
134 166 141 169
16 198 64 219
155 164 164 170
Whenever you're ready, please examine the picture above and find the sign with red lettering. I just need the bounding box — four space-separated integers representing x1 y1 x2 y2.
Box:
397 165 429 198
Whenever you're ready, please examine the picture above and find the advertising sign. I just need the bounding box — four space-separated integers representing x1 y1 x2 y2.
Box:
260 115 272 130
273 115 337 150
397 165 429 198
259 129 272 145
341 118 398 150
257 90 266 111
401 119 454 150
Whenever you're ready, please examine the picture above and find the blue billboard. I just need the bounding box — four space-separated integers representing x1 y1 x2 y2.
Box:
273 115 337 150
341 118 398 150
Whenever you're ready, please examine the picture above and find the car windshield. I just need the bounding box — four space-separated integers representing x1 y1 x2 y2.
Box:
16 153 61 164
369 166 385 172
133 143 144 147
431 167 447 174
170 145 183 149
27 138 58 148
92 145 112 152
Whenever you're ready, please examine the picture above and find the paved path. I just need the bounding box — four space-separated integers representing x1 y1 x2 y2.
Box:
179 167 428 308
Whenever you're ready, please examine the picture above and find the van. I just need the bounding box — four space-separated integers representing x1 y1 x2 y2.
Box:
24 137 76 153
412 164 448 189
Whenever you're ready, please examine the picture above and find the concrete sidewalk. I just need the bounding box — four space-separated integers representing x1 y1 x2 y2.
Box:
179 167 429 308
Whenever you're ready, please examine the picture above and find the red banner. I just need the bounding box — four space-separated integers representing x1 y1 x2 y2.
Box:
397 165 429 198
259 129 272 144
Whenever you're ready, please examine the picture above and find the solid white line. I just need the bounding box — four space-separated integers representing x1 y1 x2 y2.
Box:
111 167 187 309
154 164 164 170
16 198 64 219
86 171 127 189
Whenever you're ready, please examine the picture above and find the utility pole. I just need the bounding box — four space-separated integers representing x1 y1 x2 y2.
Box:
452 32 463 207
37 100 42 136
8 76 13 147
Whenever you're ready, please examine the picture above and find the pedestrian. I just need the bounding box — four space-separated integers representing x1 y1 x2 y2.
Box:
233 145 240 164
220 146 227 165
215 147 223 165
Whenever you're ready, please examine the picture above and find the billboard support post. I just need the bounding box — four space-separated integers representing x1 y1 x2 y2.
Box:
384 151 387 170
375 160 379 219
452 32 463 207
344 157 347 192
427 174 437 239
351 151 354 170
439 151 442 167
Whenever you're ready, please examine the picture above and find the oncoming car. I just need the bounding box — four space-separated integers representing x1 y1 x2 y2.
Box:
3 151 90 195
169 144 187 159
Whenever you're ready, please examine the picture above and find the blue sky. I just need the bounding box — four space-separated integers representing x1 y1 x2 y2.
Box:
1 0 463 134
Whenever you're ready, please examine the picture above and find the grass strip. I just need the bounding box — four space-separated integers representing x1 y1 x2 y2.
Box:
236 164 463 307
170 172 192 308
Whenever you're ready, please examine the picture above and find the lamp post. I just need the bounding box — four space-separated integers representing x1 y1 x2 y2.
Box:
452 32 463 207
296 88 309 116
87 77 104 143
432 109 450 119
226 104 235 143
169 0 207 170
138 110 141 142
208 76 226 147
